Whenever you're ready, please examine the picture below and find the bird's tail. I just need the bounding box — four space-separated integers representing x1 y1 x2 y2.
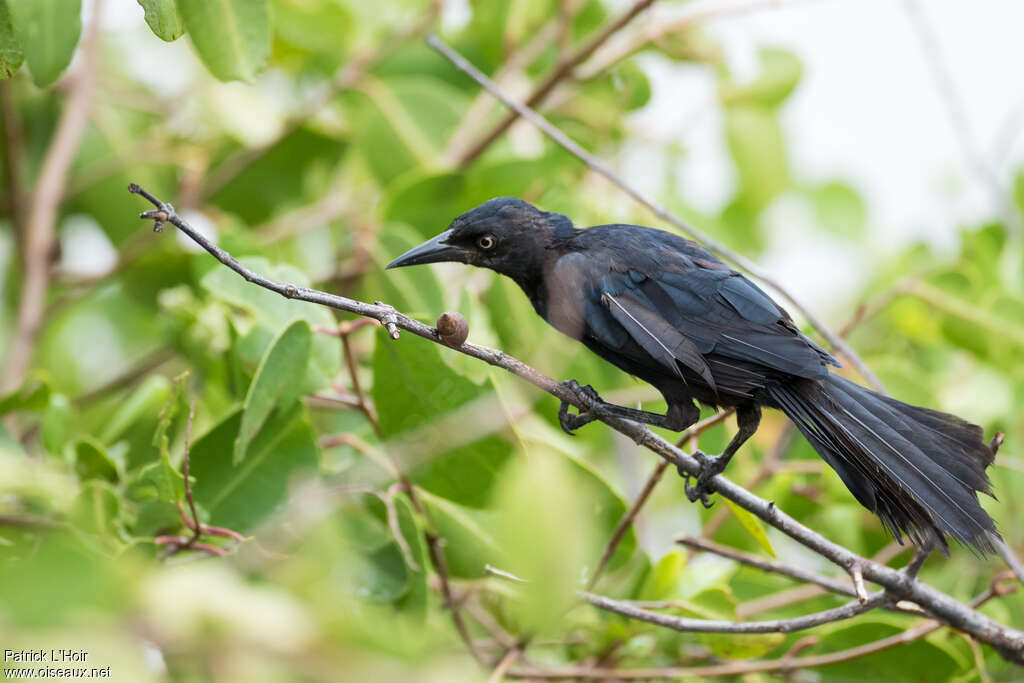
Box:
768 374 999 554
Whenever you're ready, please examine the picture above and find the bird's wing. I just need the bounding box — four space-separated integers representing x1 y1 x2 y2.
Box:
593 261 837 383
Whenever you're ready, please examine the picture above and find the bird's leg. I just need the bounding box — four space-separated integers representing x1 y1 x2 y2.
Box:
682 404 762 508
558 380 698 435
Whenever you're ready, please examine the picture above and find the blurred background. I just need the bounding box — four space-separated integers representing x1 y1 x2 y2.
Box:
0 0 1022 680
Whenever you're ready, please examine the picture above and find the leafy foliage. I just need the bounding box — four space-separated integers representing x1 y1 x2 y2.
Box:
0 1 1021 681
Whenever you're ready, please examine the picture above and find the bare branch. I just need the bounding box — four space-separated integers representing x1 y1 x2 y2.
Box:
127 184 1024 663
678 536 857 598
427 35 886 393
512 577 1017 679
588 459 668 590
996 537 1024 586
581 589 890 634
2 0 106 393
455 0 657 166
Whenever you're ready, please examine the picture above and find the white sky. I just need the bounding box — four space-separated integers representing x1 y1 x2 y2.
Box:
622 0 1024 312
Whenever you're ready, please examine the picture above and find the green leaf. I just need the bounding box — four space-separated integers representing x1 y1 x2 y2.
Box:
74 438 119 483
391 496 427 619
0 374 51 417
640 551 686 600
810 181 866 238
99 375 171 444
234 319 311 464
200 257 341 393
137 0 184 41
724 104 790 213
419 491 502 578
190 404 318 532
129 453 185 504
271 0 352 56
208 127 345 225
719 47 802 108
177 0 270 82
723 499 775 557
9 0 80 87
372 332 512 506
0 531 126 625
41 393 71 453
0 0 23 79
69 480 122 537
350 77 466 184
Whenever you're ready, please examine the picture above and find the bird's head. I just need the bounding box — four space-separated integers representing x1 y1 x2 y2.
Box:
386 197 573 280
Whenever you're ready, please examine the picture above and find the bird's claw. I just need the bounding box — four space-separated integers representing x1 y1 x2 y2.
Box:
558 380 603 435
679 450 726 509
562 379 601 403
558 401 593 435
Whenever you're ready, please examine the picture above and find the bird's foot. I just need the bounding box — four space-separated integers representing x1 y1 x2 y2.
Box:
679 451 728 509
558 380 603 435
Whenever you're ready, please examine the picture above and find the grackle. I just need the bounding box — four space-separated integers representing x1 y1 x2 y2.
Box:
387 197 1000 553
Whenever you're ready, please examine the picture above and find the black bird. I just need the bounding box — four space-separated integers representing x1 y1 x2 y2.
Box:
387 197 1000 553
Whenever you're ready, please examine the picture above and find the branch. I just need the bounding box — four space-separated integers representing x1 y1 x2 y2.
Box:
158 400 245 558
427 35 886 393
455 0 656 166
677 536 860 599
513 576 1017 679
2 0 106 393
127 184 1024 663
588 459 668 590
582 589 890 634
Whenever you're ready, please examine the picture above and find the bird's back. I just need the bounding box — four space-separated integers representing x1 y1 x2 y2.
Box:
541 223 837 407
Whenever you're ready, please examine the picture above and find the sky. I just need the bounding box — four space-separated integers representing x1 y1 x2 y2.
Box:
621 0 1023 312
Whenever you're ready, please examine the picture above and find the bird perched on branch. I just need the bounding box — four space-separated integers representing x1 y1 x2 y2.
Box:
387 197 1001 554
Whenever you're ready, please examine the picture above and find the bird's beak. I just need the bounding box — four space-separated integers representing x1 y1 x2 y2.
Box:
386 229 463 269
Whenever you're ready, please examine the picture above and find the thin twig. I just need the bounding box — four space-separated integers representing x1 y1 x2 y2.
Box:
127 184 1024 663
678 536 858 598
163 400 245 558
489 646 522 683
582 589 890 634
485 564 528 583
341 328 381 434
2 0 106 393
181 400 200 547
428 35 886 393
588 459 668 590
0 514 66 529
455 0 657 166
995 538 1024 586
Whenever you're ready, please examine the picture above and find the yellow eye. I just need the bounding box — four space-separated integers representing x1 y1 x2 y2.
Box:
478 235 496 250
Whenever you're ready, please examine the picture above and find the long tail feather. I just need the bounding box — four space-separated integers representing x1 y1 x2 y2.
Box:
769 375 999 554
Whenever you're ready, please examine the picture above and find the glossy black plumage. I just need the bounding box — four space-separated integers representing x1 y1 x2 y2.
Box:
387 197 1000 553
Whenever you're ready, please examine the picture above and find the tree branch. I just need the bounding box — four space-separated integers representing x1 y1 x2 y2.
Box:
677 535 860 599
455 0 657 166
127 184 1024 663
582 589 890 634
513 576 1017 679
427 35 886 393
2 0 106 393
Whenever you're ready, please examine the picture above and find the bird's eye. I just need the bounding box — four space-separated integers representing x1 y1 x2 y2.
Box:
477 235 496 250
